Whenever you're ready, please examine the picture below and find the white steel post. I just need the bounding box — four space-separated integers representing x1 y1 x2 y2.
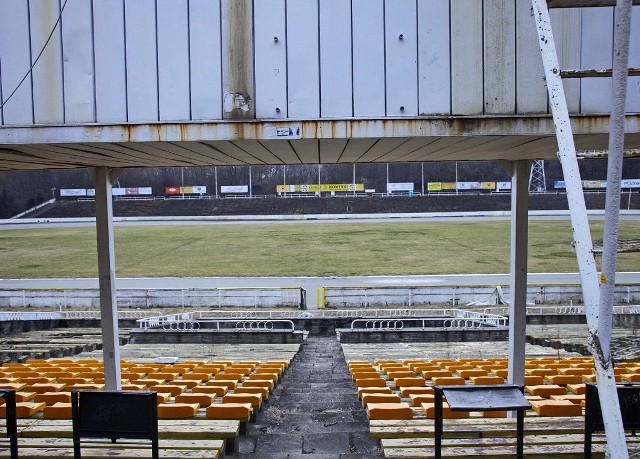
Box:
507 160 530 388
353 163 356 195
531 1 628 456
386 163 389 194
93 167 122 391
214 166 218 199
599 0 632 360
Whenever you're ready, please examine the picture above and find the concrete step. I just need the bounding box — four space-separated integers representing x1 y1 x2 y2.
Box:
227 335 383 458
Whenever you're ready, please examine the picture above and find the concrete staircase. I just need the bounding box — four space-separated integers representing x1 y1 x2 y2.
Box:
228 335 384 458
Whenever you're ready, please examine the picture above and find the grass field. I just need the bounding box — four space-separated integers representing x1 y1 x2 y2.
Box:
0 220 638 278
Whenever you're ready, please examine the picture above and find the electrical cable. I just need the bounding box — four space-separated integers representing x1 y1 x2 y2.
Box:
0 0 70 110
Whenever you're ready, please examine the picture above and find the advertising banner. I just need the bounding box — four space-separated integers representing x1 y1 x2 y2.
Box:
277 184 364 192
165 186 180 195
583 180 605 189
622 179 640 188
276 185 294 193
60 189 87 197
441 182 456 190
481 181 496 190
496 181 511 191
221 185 248 193
427 182 442 192
457 182 482 190
387 182 414 192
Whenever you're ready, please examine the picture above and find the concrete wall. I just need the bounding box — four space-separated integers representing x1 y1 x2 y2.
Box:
322 284 640 308
0 287 305 309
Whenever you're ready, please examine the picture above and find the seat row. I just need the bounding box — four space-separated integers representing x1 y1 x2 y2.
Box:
347 356 640 421
0 357 290 423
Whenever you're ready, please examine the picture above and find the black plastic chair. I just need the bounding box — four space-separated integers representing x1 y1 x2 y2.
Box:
1 389 18 459
71 390 159 459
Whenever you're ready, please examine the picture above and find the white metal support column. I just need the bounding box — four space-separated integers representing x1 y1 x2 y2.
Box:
532 1 629 456
93 167 122 391
507 160 530 387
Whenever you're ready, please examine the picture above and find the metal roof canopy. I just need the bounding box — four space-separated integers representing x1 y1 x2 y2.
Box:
1 115 640 170
0 115 637 403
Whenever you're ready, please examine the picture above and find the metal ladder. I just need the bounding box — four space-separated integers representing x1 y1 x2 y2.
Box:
531 1 636 457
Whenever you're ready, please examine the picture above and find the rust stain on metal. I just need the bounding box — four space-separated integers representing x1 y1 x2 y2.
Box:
179 124 188 142
221 0 255 120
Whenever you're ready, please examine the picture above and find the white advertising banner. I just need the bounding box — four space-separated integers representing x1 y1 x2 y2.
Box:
60 189 87 197
496 181 511 191
221 185 249 193
457 181 482 190
621 179 640 189
387 182 414 192
191 185 207 194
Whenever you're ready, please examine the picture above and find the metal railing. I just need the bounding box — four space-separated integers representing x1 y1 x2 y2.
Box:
483 305 640 316
136 312 296 332
349 310 508 331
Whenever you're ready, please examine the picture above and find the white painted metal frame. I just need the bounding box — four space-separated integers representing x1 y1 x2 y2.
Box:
0 0 34 124
254 0 287 119
157 0 191 121
352 0 385 116
287 0 320 118
599 0 632 366
189 0 223 120
30 0 65 124
93 167 122 391
61 0 95 123
124 0 159 122
507 160 530 388
93 1 127 123
531 0 628 456
451 0 484 114
385 0 418 116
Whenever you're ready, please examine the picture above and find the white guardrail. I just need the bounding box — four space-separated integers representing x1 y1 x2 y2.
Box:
349 310 508 330
2 306 640 324
135 312 296 332
483 305 640 316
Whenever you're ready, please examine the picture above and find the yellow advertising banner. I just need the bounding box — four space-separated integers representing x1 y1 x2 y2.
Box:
427 182 442 191
441 182 457 190
481 181 496 190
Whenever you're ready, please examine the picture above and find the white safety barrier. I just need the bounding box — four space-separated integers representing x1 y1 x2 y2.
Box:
321 284 640 308
350 310 508 331
136 313 296 332
0 287 306 309
483 305 640 316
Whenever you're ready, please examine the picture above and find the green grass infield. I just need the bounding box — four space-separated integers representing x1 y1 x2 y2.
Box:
0 220 638 278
